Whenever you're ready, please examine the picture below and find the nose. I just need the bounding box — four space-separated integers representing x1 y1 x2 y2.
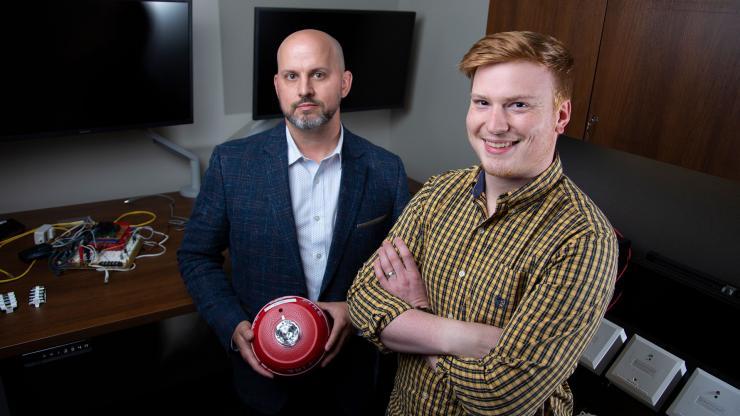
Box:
298 77 314 98
485 106 509 135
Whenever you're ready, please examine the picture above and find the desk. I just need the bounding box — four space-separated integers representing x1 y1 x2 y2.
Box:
0 193 195 359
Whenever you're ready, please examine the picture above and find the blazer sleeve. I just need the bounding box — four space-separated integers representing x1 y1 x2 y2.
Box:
177 146 249 350
391 154 411 223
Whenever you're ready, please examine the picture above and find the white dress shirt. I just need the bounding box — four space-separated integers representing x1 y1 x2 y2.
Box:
286 126 343 301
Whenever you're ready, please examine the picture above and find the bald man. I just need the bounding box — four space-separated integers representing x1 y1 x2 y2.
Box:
179 29 410 415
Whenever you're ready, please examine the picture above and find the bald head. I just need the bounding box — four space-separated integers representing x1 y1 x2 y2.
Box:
277 29 345 72
273 29 353 132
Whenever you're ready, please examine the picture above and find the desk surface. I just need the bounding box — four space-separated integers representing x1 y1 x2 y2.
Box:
0 193 196 359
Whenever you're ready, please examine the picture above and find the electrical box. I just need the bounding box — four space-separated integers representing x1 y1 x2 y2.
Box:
666 368 740 416
579 318 626 375
605 334 686 410
33 224 54 244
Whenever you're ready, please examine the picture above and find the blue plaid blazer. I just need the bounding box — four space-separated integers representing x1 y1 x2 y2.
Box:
178 122 409 414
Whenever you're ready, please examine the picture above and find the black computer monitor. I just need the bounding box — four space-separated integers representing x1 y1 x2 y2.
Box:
252 7 416 120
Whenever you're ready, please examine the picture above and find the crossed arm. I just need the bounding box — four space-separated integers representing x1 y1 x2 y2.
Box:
372 238 501 361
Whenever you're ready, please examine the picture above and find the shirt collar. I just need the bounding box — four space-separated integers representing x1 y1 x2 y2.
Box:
470 153 564 211
286 125 344 166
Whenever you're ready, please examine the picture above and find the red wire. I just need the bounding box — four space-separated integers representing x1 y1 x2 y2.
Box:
607 228 632 311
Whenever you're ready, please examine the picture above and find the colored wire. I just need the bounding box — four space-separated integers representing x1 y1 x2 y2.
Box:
1 216 165 283
1 228 40 282
124 194 188 230
135 227 169 258
0 260 37 283
114 210 157 227
606 228 632 312
0 229 35 249
1 220 89 282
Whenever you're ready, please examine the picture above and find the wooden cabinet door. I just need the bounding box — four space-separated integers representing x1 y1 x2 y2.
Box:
586 0 740 181
486 0 607 138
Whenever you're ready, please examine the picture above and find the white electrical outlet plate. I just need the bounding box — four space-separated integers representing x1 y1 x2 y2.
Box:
606 334 687 410
666 368 740 416
579 318 627 375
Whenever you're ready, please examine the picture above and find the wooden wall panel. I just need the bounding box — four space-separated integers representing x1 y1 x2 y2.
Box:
587 0 740 181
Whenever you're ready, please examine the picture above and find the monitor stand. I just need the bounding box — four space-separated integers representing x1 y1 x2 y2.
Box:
146 129 200 198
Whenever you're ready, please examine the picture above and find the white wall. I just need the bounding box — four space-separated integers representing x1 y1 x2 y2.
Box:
389 0 489 183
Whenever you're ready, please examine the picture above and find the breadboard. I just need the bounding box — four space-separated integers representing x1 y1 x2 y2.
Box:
68 234 143 269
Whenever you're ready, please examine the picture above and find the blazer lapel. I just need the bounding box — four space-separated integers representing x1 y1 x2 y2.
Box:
263 125 307 292
320 132 367 296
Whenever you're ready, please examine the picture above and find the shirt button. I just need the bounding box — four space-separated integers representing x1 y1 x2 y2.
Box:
458 270 466 277
477 228 485 235
422 392 428 399
447 313 454 319
313 215 320 222
315 253 322 259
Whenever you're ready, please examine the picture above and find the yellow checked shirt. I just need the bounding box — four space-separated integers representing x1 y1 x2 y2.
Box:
348 156 617 416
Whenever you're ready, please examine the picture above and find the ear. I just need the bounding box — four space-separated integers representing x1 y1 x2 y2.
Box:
555 99 571 134
340 70 353 98
273 74 280 98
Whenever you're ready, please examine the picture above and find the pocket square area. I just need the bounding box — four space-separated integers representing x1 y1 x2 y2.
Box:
356 214 388 228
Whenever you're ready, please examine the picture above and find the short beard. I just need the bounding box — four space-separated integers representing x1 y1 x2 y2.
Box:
287 111 333 130
285 97 338 130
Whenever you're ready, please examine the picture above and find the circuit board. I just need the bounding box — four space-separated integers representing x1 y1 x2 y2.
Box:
66 225 143 269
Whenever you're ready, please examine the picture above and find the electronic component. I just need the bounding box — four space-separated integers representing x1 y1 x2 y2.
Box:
47 219 165 282
34 224 55 244
90 221 132 249
68 233 142 269
22 340 92 367
1 292 18 314
579 318 626 375
29 286 46 308
667 368 740 416
606 334 687 410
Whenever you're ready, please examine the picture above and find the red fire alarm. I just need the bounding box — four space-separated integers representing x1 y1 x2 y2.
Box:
251 296 331 376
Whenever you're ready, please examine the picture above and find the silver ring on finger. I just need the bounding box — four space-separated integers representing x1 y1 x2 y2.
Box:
385 270 396 278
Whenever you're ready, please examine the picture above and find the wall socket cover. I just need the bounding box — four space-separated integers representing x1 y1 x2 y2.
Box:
666 368 740 416
579 318 627 375
606 334 687 410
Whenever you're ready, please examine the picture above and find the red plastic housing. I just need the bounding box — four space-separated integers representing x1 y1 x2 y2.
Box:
251 296 331 376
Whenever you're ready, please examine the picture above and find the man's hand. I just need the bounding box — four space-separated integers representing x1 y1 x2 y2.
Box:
315 301 353 367
232 320 274 378
373 237 429 308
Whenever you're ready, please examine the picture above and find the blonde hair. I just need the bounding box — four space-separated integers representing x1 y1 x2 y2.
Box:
459 31 574 107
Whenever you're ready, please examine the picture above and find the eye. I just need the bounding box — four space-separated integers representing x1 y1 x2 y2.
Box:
472 99 489 107
312 71 326 79
284 73 297 81
509 102 528 110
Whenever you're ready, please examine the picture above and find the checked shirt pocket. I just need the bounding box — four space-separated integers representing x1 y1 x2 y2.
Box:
465 262 527 328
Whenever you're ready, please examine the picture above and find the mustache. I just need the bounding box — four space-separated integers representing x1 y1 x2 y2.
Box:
291 97 323 110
